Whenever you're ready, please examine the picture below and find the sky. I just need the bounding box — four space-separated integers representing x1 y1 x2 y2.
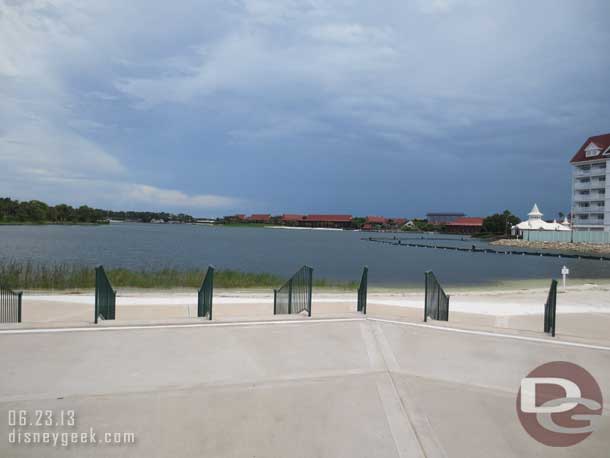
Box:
1 0 609 219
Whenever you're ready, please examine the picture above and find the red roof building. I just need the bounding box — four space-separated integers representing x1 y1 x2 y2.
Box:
301 214 353 228
390 218 408 226
248 214 271 223
570 133 610 231
305 214 352 223
365 216 387 225
445 217 484 234
280 214 304 222
278 214 353 228
224 214 246 222
569 133 610 163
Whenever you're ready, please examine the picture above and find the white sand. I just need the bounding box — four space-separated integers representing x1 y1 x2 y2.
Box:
23 282 610 316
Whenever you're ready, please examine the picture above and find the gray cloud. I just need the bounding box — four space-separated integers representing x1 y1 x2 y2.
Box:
1 0 609 216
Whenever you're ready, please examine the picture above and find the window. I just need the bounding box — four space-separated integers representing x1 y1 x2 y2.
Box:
585 142 601 157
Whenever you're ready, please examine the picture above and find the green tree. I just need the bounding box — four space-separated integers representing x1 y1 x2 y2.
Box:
482 210 521 235
54 204 73 222
0 196 194 224
351 217 365 229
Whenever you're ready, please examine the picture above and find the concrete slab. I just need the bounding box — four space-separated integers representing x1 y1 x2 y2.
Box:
1 319 608 457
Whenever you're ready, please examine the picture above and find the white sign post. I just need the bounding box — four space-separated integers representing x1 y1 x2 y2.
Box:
561 266 570 290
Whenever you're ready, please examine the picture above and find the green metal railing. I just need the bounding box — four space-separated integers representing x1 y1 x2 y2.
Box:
544 279 557 337
95 266 116 323
357 266 368 314
274 265 313 316
424 271 449 322
198 266 214 320
0 285 22 323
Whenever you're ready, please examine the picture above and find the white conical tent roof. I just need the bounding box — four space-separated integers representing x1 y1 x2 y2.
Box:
513 204 570 231
528 204 543 219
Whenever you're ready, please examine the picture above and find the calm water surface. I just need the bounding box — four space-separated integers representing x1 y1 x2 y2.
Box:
1 223 609 286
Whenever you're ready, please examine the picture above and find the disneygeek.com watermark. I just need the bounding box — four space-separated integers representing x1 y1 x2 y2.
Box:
516 361 603 447
7 410 136 448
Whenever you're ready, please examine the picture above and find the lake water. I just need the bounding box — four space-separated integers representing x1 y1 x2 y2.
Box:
1 223 609 286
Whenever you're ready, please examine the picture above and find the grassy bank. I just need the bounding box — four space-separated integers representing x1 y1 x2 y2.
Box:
0 261 357 290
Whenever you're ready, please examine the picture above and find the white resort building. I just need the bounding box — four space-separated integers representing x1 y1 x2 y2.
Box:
570 133 610 231
512 204 570 237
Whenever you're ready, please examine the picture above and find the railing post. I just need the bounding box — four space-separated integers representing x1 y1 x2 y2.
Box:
551 280 557 337
307 266 313 317
364 266 366 315
209 266 214 321
94 267 99 324
18 292 22 323
273 289 277 315
288 280 293 315
424 271 428 322
358 266 368 314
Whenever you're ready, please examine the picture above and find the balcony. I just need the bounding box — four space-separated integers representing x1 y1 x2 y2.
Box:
591 168 607 177
574 181 591 190
590 180 607 190
573 213 605 222
573 221 605 228
574 168 591 177
574 194 605 203
573 193 592 202
574 207 604 214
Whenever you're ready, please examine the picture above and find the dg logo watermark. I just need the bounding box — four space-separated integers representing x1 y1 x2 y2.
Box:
516 361 603 447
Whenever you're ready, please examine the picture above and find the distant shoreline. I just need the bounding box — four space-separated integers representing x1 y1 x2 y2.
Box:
264 225 343 231
0 221 109 226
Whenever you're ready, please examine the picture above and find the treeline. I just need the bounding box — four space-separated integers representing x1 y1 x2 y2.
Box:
0 197 194 224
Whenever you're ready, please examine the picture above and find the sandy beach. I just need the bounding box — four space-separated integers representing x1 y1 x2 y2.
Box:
23 282 610 315
9 282 609 344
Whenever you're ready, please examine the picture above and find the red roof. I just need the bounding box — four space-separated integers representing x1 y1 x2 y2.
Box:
249 214 271 222
366 216 387 224
446 217 484 227
281 214 304 222
570 133 610 163
305 214 352 223
391 218 408 225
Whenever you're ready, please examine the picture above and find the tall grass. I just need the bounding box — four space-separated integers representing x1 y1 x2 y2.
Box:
0 260 357 290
